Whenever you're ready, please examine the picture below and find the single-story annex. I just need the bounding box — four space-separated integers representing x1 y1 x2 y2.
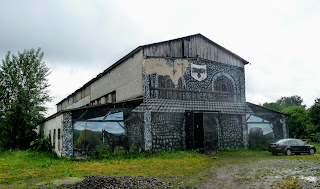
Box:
38 34 288 157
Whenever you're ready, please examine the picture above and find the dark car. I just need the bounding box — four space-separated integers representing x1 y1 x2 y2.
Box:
268 139 316 156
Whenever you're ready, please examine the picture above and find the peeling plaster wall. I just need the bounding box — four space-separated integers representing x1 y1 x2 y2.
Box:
42 114 63 157
144 58 189 87
143 57 246 102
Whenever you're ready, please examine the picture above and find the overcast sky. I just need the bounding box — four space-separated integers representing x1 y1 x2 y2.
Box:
1 0 319 116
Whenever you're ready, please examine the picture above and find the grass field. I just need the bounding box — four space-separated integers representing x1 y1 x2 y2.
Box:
0 145 319 189
0 150 214 188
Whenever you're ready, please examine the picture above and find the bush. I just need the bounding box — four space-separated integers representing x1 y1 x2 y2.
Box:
30 137 53 152
249 141 267 151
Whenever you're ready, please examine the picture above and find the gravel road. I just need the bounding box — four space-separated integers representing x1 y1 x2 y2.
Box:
201 156 320 189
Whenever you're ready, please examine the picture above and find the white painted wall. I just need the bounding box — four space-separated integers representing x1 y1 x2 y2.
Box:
42 114 63 157
65 95 90 110
91 50 144 102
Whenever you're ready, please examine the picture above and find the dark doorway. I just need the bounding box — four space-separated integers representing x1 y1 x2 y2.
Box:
194 113 204 150
185 111 194 150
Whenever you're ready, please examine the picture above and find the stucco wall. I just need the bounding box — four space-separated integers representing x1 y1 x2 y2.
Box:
65 95 90 110
90 50 144 102
42 114 63 156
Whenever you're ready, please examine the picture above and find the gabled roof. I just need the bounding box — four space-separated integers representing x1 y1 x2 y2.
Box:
57 34 249 105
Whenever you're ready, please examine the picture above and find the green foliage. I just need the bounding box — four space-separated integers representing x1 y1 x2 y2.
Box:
248 141 268 151
276 95 306 109
282 106 310 138
91 148 194 160
30 137 53 152
0 48 51 149
76 129 101 154
309 98 320 131
262 102 283 112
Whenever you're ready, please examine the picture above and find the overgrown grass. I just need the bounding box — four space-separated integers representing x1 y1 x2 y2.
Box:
0 150 214 188
310 142 320 153
1 144 319 188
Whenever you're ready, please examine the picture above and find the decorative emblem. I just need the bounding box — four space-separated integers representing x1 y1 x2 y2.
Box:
191 63 207 81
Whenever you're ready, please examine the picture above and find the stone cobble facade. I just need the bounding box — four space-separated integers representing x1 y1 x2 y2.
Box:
126 113 144 151
219 115 243 150
151 113 185 152
62 112 73 158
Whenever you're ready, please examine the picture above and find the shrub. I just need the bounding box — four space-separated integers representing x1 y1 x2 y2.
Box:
249 141 267 151
30 137 53 152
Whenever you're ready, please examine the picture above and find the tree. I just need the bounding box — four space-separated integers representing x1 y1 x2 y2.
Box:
0 48 51 149
76 129 101 154
276 95 306 109
262 102 283 112
282 106 310 138
309 98 320 130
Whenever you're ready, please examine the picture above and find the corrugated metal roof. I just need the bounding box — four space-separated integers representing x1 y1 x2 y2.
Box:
133 99 253 114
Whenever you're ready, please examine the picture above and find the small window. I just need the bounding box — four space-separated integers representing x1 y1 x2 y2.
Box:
58 129 61 139
49 130 51 143
111 91 116 103
58 129 61 151
288 140 298 145
296 140 305 146
53 129 56 148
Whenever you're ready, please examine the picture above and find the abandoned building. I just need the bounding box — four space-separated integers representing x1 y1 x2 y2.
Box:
38 34 288 157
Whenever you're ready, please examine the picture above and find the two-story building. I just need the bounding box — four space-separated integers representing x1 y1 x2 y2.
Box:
39 34 288 157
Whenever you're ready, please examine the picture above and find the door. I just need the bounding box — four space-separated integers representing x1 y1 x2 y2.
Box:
288 140 299 152
194 113 204 151
185 111 194 150
203 113 218 152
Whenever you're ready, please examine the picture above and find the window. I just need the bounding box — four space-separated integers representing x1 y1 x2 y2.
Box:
296 140 305 146
49 130 51 143
53 129 56 149
58 129 61 151
111 91 116 103
288 140 298 145
214 76 233 93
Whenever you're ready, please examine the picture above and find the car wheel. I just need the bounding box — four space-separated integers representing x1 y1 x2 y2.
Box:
285 149 292 156
272 152 278 156
309 148 315 155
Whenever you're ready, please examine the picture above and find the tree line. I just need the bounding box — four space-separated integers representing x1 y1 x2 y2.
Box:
262 95 320 141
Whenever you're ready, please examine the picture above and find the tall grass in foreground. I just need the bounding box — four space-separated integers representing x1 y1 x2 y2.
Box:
0 150 213 188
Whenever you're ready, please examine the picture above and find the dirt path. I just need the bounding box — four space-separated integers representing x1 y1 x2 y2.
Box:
201 157 320 189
